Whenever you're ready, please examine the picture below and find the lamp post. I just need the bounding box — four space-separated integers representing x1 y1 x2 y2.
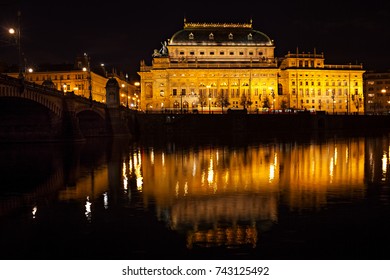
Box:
331 91 335 114
207 85 211 114
8 11 23 78
134 82 140 110
83 66 92 102
180 92 183 114
125 74 129 108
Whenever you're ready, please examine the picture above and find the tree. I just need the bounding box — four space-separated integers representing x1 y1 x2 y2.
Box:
240 93 248 109
216 91 230 113
262 98 270 109
198 90 207 113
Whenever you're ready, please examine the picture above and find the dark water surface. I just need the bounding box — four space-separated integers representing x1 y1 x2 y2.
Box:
1 133 390 260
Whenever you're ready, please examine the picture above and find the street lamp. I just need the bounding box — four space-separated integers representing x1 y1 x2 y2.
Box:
134 82 140 110
82 66 92 102
207 85 211 114
331 91 335 114
8 11 23 78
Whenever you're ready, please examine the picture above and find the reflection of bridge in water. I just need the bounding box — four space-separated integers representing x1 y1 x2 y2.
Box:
0 169 64 218
0 74 136 142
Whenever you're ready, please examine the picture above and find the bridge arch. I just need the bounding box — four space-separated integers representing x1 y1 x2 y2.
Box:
0 96 63 141
0 83 63 118
75 107 109 137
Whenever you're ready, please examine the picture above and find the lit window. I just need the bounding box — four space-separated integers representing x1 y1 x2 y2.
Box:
228 33 233 39
209 33 214 40
248 33 252 40
189 33 194 39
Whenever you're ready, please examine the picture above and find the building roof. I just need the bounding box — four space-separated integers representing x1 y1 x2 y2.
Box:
169 21 273 46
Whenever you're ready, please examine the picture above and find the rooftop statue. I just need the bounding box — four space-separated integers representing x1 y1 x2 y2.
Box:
152 41 169 58
159 41 168 56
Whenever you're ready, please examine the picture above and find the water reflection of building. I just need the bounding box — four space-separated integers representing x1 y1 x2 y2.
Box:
133 138 368 249
58 166 109 201
365 135 390 185
169 194 278 249
282 138 366 209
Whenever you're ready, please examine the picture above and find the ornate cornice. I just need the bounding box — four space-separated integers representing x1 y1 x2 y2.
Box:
183 22 252 29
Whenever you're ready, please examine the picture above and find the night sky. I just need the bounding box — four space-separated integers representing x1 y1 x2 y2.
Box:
1 0 390 80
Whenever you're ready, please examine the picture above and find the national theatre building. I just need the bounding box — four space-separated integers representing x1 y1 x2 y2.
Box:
138 20 365 114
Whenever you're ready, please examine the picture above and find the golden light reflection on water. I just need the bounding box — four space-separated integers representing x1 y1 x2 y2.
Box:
46 136 390 250
134 138 368 249
59 167 109 201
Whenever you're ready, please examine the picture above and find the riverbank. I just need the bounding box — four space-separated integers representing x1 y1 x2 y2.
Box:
133 112 390 142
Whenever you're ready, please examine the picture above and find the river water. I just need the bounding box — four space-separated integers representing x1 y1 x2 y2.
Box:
1 132 390 260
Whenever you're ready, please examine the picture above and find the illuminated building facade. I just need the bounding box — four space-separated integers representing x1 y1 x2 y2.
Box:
364 70 390 114
6 54 138 107
138 20 365 114
279 52 365 114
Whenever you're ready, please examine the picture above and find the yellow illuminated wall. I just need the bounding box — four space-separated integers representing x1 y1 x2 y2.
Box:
138 22 365 114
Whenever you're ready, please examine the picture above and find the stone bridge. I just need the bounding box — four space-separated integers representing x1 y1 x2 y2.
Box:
0 74 137 142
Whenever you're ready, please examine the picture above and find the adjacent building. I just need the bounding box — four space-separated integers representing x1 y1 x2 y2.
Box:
364 70 390 114
5 53 140 108
138 20 365 114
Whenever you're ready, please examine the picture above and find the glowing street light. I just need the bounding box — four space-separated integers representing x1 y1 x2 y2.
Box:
82 54 92 102
8 11 23 78
134 82 140 110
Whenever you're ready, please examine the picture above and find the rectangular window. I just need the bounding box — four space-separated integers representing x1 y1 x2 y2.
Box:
220 51 225 55
172 89 177 96
181 88 186 96
200 52 205 55
210 52 215 55
190 51 195 55
229 52 234 55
